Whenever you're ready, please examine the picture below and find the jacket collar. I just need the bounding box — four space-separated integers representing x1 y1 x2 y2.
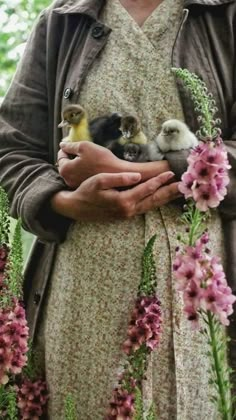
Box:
54 0 235 18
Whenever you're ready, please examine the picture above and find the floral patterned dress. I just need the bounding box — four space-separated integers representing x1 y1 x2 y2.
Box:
36 0 224 418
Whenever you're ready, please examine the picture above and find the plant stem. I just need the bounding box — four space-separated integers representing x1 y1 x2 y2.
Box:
207 311 232 420
188 207 201 246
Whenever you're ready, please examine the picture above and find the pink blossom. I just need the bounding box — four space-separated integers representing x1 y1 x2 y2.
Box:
193 183 222 211
0 300 29 383
190 159 218 182
17 379 49 420
184 305 200 329
106 387 135 420
179 172 195 198
122 296 162 355
183 279 202 310
179 139 231 211
173 253 203 291
173 235 236 327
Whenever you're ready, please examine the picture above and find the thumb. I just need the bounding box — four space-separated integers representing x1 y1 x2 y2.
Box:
59 140 92 155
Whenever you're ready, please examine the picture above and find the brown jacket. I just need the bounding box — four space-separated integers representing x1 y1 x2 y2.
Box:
0 0 236 353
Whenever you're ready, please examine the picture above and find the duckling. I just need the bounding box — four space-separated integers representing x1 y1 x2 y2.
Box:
89 113 122 146
58 104 92 142
123 142 164 162
122 119 198 162
118 114 148 146
89 113 147 159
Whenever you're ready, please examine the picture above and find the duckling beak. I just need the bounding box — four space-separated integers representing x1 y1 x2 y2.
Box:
58 119 69 128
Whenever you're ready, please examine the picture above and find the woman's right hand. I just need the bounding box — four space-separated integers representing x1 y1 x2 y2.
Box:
57 141 172 188
50 171 181 222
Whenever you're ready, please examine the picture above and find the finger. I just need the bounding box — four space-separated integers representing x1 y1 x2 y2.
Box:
123 159 171 181
135 182 181 213
90 172 142 190
60 140 103 155
122 171 175 201
55 149 70 167
59 141 83 155
57 148 69 159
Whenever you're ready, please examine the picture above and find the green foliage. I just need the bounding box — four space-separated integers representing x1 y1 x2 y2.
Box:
0 188 24 307
65 393 77 420
122 344 149 393
0 0 51 97
23 340 41 381
0 385 18 420
180 202 208 247
146 403 156 420
7 219 23 300
0 186 10 245
139 235 157 296
203 311 233 420
172 67 221 139
133 386 143 420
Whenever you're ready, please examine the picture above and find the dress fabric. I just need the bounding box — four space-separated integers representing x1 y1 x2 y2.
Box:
36 0 224 418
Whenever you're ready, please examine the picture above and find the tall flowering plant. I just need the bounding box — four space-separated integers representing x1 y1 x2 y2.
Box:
172 68 236 419
0 186 48 419
106 235 162 420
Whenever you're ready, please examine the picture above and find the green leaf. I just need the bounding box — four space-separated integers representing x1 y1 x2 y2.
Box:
146 402 156 420
139 234 157 296
65 393 77 420
133 386 143 420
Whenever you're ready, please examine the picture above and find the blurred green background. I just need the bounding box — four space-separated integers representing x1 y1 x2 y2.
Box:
0 0 51 263
0 0 50 96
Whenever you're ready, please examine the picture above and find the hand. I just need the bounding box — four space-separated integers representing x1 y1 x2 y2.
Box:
50 170 181 222
57 141 171 188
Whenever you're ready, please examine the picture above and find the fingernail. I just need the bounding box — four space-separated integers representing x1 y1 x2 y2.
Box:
166 171 175 179
59 142 67 148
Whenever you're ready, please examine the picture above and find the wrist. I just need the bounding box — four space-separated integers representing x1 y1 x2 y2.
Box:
50 190 76 220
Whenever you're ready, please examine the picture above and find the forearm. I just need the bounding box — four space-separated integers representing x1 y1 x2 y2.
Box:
0 12 71 242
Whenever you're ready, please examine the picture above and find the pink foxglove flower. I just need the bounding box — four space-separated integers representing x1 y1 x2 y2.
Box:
173 234 236 327
179 139 231 211
106 387 135 420
122 296 162 355
0 300 29 384
16 379 49 420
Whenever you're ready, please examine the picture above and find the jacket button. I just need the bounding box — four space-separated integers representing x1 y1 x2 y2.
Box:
63 88 73 99
33 292 41 305
92 24 105 39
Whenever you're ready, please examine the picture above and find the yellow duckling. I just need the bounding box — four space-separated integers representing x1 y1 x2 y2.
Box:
118 114 148 146
58 104 92 142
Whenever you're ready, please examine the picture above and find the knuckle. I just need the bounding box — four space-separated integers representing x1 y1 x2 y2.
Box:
119 201 134 218
58 164 69 179
118 201 128 216
65 177 76 189
93 173 111 190
147 182 157 195
94 175 106 189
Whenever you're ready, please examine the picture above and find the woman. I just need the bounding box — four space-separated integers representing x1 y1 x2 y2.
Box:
0 0 236 418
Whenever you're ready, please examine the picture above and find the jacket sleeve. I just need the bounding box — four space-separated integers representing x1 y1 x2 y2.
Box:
0 12 72 243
